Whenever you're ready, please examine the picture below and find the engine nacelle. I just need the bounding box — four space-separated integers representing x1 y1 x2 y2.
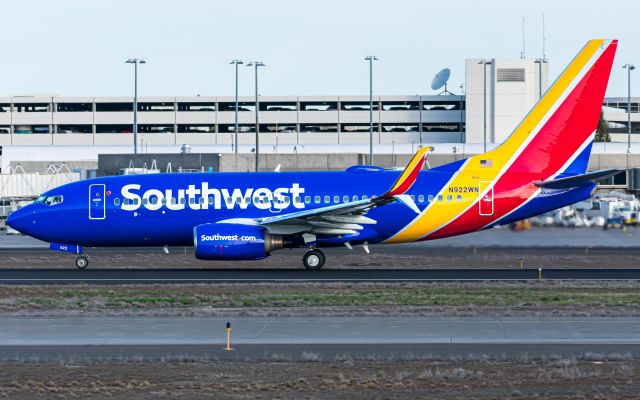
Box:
193 223 283 260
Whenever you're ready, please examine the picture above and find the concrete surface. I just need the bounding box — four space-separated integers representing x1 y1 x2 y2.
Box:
1 316 638 346
1 268 640 285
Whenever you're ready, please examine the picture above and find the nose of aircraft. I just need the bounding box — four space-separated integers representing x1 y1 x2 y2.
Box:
6 205 33 235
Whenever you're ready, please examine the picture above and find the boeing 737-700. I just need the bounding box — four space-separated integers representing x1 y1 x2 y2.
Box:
7 39 620 270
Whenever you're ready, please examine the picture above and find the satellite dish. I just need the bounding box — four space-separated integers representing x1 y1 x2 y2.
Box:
431 68 452 94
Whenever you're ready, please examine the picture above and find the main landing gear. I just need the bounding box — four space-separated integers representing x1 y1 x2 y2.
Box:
302 249 325 270
75 255 89 270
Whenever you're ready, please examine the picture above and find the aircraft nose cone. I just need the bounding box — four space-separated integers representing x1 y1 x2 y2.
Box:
6 206 32 234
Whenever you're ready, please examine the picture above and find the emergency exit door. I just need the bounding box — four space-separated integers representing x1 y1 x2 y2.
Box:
478 181 494 216
89 184 106 220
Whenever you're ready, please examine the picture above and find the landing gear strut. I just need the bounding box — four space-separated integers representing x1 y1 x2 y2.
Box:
302 249 325 270
75 255 89 270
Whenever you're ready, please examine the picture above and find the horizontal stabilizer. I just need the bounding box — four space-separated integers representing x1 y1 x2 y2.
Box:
534 169 621 189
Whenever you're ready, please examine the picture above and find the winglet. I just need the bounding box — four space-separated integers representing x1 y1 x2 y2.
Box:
380 146 432 199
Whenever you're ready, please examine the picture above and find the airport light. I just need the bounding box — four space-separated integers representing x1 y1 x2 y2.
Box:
125 58 146 154
230 60 244 154
247 61 265 171
623 64 636 153
459 83 465 143
365 55 378 165
478 59 492 153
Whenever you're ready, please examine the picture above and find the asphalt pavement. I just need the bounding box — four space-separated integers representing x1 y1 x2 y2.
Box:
1 316 639 361
0 267 639 284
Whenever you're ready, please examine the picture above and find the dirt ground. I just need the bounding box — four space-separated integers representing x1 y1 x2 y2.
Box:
1 246 639 269
0 359 637 399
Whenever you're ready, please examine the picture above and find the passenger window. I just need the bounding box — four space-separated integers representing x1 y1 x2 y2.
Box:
180 198 186 205
362 195 369 200
334 195 340 203
428 195 434 202
208 197 214 205
162 198 166 205
456 195 462 202
342 195 349 203
142 198 148 205
446 195 452 202
324 195 330 204
304 196 311 204
295 196 301 204
437 195 443 202
352 195 358 202
409 195 415 201
114 198 121 206
199 197 204 204
314 196 321 204
283 197 290 206
418 195 424 203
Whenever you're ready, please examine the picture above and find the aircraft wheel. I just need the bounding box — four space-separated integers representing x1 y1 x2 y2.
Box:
303 249 325 270
75 256 89 270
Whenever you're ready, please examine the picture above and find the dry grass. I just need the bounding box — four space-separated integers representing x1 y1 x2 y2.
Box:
0 281 638 317
0 359 638 399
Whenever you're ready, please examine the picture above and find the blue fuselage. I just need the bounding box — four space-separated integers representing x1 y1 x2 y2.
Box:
7 162 592 249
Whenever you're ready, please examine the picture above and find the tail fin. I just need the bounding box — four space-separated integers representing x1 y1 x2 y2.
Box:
386 40 618 244
486 39 617 176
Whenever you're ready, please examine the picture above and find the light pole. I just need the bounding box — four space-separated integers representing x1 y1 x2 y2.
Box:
365 55 378 165
459 83 465 143
125 58 145 154
247 61 265 171
230 60 243 154
478 59 492 153
623 64 635 153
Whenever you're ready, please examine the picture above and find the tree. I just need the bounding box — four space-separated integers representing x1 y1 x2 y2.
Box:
595 111 610 142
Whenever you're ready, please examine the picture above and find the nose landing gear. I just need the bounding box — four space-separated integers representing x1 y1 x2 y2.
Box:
302 249 325 270
75 255 89 270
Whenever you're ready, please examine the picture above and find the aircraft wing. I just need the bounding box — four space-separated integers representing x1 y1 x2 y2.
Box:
218 146 432 237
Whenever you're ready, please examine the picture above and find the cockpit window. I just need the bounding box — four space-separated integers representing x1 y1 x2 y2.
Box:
35 195 64 206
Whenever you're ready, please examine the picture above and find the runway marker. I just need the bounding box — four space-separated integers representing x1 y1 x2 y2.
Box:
519 256 524 269
538 268 543 281
225 322 234 351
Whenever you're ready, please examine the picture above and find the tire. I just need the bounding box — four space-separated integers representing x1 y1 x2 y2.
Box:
303 249 325 270
75 256 89 270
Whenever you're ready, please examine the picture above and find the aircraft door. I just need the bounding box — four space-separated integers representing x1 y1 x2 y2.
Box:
478 181 494 216
89 184 106 220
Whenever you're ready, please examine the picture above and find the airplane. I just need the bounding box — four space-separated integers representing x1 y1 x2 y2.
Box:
7 39 620 270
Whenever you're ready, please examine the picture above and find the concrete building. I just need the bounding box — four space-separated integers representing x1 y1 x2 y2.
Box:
465 58 548 145
1 56 640 180
0 95 463 150
603 97 640 143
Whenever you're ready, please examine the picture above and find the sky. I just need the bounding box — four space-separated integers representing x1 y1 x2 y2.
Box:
2 0 638 98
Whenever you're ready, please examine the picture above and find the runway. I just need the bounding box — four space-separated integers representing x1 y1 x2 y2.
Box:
1 316 639 361
1 268 640 284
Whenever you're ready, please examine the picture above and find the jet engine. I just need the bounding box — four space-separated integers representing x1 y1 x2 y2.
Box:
193 223 283 260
